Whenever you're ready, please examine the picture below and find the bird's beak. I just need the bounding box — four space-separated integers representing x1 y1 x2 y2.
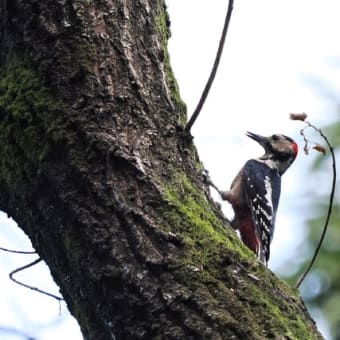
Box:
246 131 270 149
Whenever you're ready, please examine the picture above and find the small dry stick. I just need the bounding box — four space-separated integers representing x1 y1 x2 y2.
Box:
0 326 37 340
1 245 63 306
290 113 337 289
0 245 36 254
9 258 64 302
185 0 234 132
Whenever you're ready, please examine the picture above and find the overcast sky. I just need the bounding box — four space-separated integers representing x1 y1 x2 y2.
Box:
1 1 340 339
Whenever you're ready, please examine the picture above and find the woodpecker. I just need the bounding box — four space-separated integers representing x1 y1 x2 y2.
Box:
220 132 298 265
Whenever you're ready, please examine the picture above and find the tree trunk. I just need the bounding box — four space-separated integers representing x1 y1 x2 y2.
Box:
0 1 321 339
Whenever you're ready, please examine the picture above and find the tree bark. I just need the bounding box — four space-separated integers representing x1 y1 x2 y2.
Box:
0 1 322 339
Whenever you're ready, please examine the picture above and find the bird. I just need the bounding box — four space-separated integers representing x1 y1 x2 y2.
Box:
220 132 298 265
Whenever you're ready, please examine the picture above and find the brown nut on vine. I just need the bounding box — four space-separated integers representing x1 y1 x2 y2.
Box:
289 113 308 121
313 144 326 155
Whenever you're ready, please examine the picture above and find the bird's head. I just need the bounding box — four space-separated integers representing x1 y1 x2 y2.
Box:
246 131 298 175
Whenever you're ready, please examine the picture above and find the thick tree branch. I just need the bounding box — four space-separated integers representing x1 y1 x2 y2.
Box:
0 1 322 339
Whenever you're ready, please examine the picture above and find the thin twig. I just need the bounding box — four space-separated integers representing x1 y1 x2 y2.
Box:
185 0 234 132
208 179 223 195
0 245 36 254
0 326 37 340
201 169 223 195
9 257 64 302
295 121 336 289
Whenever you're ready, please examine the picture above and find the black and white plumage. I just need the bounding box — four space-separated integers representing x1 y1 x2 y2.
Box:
243 159 281 263
220 132 298 265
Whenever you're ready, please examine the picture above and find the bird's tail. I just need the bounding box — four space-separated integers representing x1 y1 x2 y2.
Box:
258 245 268 267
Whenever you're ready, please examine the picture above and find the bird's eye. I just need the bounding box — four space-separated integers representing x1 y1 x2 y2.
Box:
272 134 279 141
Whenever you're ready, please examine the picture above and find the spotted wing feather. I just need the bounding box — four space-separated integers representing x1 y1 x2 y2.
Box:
243 160 281 263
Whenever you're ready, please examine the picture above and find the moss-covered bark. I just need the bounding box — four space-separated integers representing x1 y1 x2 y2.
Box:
0 0 321 339
0 54 57 184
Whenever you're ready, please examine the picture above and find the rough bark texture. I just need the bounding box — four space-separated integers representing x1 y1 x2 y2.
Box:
0 1 322 339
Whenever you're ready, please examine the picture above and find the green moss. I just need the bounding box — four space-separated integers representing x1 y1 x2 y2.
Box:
243 281 313 338
227 262 318 338
155 1 187 125
0 52 62 186
163 171 251 276
161 171 320 338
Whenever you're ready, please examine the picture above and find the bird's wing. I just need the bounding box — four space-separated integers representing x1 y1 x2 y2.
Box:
243 159 281 263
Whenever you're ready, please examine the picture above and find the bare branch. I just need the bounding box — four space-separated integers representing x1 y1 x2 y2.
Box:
0 245 36 254
292 116 337 289
185 0 234 132
9 258 64 302
0 326 37 340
